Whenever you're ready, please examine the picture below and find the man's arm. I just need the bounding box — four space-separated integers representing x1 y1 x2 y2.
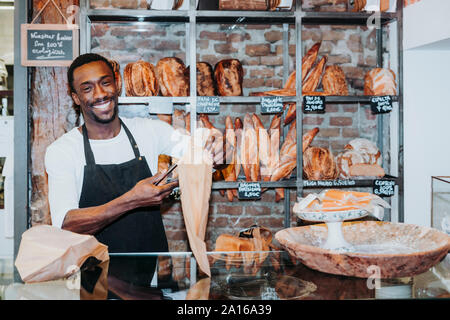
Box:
61 173 178 234
46 141 178 235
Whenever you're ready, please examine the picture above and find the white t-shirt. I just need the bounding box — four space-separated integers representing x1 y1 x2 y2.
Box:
45 117 189 228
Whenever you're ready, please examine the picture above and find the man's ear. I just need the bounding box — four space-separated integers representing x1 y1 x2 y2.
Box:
71 91 81 106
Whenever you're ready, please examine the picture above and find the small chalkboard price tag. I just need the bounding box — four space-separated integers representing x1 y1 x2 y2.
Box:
238 182 261 200
370 96 393 114
303 96 325 113
261 96 283 114
197 96 220 114
373 179 395 197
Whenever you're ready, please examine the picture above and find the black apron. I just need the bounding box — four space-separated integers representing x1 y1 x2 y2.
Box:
78 119 168 287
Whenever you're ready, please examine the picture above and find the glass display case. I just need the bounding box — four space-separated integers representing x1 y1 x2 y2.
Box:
431 176 450 235
1 250 449 300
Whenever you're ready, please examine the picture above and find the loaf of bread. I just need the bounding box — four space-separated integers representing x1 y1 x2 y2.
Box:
303 146 338 180
219 0 268 10
351 0 367 12
214 59 244 96
336 150 368 179
109 59 122 96
156 57 190 97
344 138 381 165
302 42 322 83
349 163 385 177
302 56 327 93
364 68 397 96
196 62 216 96
124 60 158 96
322 65 348 96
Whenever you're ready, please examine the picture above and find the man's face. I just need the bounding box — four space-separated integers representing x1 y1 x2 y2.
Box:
71 60 118 124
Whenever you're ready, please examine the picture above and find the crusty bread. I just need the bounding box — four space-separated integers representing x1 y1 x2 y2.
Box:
344 138 381 165
303 146 338 180
109 59 122 96
196 62 216 96
156 57 189 97
214 59 244 96
302 55 327 93
322 65 349 96
364 68 397 96
349 163 385 177
124 60 158 97
336 149 368 179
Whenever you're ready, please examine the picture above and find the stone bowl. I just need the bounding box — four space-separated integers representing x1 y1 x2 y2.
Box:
275 221 450 279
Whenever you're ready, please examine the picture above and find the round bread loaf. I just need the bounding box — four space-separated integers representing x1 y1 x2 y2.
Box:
303 147 338 180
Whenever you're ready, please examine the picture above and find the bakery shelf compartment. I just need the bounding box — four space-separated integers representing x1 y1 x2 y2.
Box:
87 9 189 23
301 11 397 25
212 179 297 190
211 175 398 190
320 95 398 104
303 175 399 189
196 11 295 24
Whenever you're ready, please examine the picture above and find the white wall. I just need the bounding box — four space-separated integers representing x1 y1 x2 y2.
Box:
403 49 450 226
403 0 450 226
0 9 14 65
403 0 450 50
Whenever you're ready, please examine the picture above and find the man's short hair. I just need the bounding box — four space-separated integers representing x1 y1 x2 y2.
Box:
67 53 115 94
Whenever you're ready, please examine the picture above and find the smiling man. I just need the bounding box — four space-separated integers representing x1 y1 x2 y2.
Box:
44 53 223 288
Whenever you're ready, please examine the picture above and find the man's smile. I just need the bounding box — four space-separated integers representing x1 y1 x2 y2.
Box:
91 99 113 110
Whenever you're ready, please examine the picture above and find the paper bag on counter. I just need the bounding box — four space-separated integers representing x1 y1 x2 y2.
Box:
15 225 109 283
178 144 213 277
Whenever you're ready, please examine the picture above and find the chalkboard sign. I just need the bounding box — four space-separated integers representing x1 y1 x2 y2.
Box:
303 96 325 113
21 24 79 67
238 182 261 200
197 96 220 114
261 96 283 114
370 96 393 114
373 179 395 197
303 179 357 188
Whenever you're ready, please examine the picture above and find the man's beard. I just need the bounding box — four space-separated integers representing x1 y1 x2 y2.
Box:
91 102 118 124
83 96 119 124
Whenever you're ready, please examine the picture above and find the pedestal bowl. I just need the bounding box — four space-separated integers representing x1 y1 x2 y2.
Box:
275 221 450 279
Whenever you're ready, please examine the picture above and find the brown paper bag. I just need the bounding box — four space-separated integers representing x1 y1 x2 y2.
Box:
178 144 213 277
15 225 109 283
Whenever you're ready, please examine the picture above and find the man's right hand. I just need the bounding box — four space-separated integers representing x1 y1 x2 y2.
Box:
129 172 179 207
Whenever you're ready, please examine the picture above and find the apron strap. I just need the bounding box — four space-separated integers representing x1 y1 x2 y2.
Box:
119 119 141 159
82 118 142 165
82 124 96 165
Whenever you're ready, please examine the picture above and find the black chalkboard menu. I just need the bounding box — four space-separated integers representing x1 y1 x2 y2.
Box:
370 96 393 114
261 96 283 114
197 96 220 114
21 24 79 67
303 95 325 113
238 182 261 200
373 179 396 197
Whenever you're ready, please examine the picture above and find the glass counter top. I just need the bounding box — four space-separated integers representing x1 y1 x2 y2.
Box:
1 251 449 300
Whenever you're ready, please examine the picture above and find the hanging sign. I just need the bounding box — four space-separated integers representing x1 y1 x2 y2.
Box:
197 96 220 114
370 96 393 114
261 96 283 114
21 0 79 67
373 179 396 197
303 95 325 113
238 182 261 200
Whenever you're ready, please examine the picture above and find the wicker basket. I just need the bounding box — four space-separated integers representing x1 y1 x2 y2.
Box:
219 0 268 11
